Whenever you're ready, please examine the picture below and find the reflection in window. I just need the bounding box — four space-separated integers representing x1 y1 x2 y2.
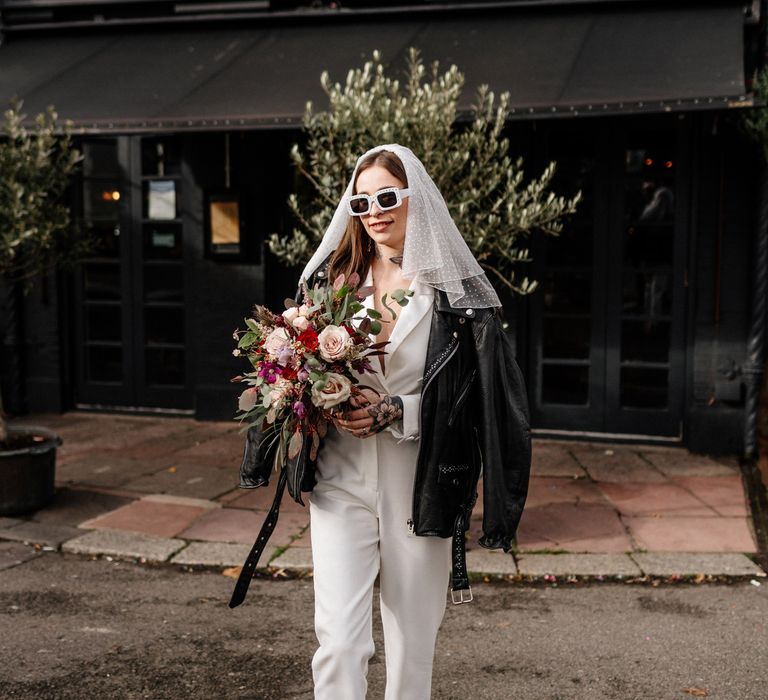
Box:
620 367 668 409
542 365 589 405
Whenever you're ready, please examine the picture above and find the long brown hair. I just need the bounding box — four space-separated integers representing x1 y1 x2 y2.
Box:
326 150 408 284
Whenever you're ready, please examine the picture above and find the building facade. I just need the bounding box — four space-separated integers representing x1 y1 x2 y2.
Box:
0 0 763 455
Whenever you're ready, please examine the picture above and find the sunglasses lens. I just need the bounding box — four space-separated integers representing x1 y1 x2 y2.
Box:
349 197 370 215
376 191 399 209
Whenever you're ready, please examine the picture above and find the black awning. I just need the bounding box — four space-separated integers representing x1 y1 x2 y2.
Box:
0 4 749 132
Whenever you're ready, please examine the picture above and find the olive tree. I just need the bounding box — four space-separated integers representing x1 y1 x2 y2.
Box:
269 48 581 296
0 98 90 444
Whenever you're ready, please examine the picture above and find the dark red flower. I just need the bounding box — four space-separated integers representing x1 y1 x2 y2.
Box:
298 327 319 352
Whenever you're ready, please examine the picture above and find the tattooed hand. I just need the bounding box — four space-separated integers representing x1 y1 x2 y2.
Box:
364 395 404 436
333 389 403 439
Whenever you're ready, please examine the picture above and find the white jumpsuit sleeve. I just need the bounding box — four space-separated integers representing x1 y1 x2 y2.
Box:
386 393 421 444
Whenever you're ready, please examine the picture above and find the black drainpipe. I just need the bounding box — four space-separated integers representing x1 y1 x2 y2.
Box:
744 0 768 459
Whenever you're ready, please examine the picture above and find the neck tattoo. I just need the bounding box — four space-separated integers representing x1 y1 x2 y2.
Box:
372 243 403 268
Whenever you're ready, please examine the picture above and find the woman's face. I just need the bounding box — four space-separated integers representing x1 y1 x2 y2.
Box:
354 164 408 252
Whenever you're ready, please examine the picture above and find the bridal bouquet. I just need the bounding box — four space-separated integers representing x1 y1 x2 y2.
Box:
231 271 413 466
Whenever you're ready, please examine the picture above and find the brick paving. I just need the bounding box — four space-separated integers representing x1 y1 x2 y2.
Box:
1 411 766 580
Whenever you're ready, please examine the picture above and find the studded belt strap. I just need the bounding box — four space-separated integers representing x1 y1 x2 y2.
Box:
229 467 288 609
450 511 473 604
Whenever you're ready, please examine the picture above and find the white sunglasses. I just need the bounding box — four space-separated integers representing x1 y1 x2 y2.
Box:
347 187 411 217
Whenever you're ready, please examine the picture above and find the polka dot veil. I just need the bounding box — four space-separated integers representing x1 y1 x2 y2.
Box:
299 143 502 309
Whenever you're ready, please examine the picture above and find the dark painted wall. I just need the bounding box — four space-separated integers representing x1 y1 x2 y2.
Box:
686 115 758 455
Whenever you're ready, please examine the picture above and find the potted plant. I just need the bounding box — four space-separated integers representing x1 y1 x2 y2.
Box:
0 98 90 516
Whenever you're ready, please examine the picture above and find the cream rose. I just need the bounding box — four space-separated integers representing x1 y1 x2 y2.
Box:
237 387 259 412
268 377 292 407
282 306 300 324
292 316 310 332
263 327 291 357
317 325 353 362
311 372 352 409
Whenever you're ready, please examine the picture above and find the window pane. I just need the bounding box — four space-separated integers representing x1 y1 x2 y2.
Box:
87 346 122 382
621 320 670 363
145 348 185 386
542 365 589 405
86 305 121 342
144 265 183 302
84 263 121 300
620 367 668 408
83 180 121 223
143 180 179 220
543 317 591 359
542 270 591 314
141 137 181 176
82 140 119 178
622 271 671 316
145 307 185 345
144 223 182 259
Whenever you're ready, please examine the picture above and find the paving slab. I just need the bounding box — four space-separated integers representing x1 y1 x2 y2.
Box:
0 521 82 548
623 515 757 553
516 553 642 577
79 500 209 538
670 475 749 516
640 450 740 477
0 541 42 571
55 455 167 489
515 503 634 552
571 447 667 483
270 547 314 570
123 463 237 500
466 549 518 575
525 476 609 508
598 482 718 517
26 488 133 527
62 529 185 562
630 552 766 577
170 541 261 567
0 517 23 529
178 507 308 546
530 442 587 478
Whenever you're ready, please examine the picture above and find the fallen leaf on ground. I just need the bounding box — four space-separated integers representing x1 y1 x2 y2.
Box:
221 566 242 579
681 687 709 697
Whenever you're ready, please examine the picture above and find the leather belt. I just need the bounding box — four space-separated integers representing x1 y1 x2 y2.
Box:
229 467 288 608
450 511 473 604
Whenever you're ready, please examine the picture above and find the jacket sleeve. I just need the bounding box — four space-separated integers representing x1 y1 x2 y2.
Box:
473 309 532 552
239 422 279 489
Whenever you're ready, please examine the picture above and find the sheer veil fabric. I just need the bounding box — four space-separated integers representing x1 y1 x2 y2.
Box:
299 143 502 309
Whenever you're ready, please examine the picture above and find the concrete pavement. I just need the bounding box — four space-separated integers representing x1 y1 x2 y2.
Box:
1 411 766 581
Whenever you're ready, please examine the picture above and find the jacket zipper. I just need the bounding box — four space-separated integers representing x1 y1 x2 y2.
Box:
410 334 460 534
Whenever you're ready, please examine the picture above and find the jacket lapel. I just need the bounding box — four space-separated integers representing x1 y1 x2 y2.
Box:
382 280 433 378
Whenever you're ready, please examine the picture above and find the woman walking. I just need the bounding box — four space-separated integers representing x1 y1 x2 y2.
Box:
237 143 531 699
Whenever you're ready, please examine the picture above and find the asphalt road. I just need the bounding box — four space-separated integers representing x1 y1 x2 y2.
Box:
1 549 767 700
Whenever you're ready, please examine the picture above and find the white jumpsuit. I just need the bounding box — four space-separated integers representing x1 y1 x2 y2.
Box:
309 267 452 699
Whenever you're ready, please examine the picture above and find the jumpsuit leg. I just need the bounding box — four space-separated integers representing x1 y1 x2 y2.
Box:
309 486 380 700
377 437 453 700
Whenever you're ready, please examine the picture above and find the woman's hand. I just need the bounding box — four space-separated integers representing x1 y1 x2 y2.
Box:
332 386 403 439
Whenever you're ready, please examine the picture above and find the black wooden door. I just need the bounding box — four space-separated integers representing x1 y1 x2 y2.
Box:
73 136 192 411
529 121 687 438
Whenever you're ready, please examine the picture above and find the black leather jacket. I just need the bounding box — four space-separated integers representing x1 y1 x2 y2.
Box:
233 254 531 604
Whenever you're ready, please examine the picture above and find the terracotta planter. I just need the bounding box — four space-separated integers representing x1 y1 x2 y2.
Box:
0 425 62 516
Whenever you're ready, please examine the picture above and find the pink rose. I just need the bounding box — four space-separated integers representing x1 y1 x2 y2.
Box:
311 372 352 409
237 387 259 412
317 325 353 362
264 327 291 357
293 316 310 332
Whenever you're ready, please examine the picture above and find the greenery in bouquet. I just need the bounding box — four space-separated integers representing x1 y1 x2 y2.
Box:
232 272 414 469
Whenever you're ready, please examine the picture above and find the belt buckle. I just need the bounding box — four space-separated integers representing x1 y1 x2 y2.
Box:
451 586 473 604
